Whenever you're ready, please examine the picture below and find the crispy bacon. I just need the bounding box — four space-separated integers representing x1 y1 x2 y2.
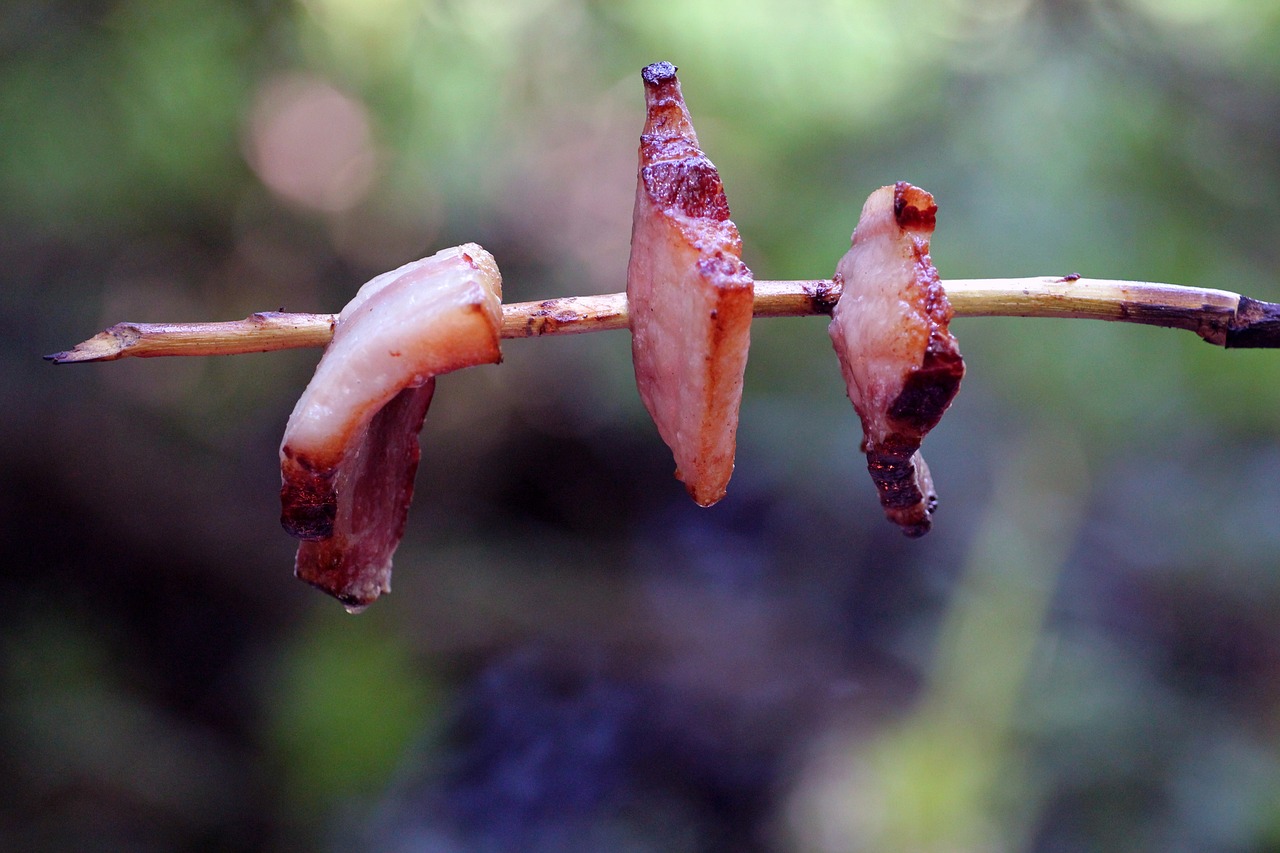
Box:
828 183 965 537
627 61 754 507
280 244 503 607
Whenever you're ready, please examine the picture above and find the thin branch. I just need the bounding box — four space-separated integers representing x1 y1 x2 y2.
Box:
45 276 1280 364
46 311 339 362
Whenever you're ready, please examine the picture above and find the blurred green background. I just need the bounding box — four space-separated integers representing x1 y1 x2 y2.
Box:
6 0 1280 850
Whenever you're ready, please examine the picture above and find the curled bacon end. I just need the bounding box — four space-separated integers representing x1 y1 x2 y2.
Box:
290 380 435 609
627 62 755 507
280 244 503 607
829 183 965 537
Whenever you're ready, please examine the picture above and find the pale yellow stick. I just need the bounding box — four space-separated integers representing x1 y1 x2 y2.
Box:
45 276 1280 364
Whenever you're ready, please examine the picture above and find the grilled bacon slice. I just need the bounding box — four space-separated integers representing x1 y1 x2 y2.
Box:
280 244 503 607
828 183 964 537
627 61 754 507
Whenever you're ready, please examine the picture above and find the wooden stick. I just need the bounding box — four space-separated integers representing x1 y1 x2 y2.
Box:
45 276 1280 364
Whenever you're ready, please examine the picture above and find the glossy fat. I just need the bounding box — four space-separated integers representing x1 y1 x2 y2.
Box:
829 183 964 536
282 244 502 475
280 243 502 606
627 62 754 507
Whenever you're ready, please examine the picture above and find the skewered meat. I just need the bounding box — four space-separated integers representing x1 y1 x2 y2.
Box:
280 244 503 607
627 61 754 508
828 183 964 537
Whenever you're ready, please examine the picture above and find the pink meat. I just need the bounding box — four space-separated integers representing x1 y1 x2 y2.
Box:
280 243 503 607
627 61 754 507
828 183 965 537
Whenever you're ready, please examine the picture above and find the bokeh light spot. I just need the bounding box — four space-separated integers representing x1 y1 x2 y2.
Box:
244 73 379 213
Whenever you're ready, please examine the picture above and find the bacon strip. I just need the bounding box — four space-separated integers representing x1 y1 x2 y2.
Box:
828 183 965 537
627 61 754 507
280 244 503 607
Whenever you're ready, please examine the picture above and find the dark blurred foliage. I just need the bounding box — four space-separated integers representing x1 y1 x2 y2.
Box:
5 0 1280 850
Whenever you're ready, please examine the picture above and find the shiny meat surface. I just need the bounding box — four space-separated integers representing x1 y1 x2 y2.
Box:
627 61 754 507
292 380 435 608
828 183 965 537
280 243 503 606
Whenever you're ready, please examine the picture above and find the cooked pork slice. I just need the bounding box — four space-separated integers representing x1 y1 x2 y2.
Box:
828 183 965 537
627 61 754 507
280 243 503 607
292 380 435 609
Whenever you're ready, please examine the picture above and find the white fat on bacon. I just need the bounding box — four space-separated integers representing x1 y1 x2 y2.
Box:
828 183 964 537
627 61 754 507
280 243 502 608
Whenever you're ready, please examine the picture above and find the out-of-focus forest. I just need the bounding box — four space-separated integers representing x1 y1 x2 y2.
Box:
5 0 1280 850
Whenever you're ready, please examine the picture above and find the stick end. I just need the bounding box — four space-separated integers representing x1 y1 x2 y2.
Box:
44 329 131 363
1226 297 1280 348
